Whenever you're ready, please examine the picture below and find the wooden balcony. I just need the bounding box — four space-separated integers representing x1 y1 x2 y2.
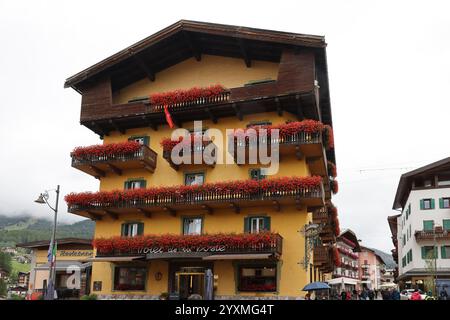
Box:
415 228 450 241
71 145 157 178
313 245 334 273
95 233 283 259
81 82 321 139
162 141 217 170
312 207 329 225
67 182 325 220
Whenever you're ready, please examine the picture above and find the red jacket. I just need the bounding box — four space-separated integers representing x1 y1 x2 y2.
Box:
411 292 422 300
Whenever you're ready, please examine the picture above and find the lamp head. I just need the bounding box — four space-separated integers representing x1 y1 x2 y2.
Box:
34 192 49 204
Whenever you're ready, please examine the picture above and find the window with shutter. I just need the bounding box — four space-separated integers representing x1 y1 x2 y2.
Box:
443 219 450 231
124 179 146 190
423 220 434 231
441 198 450 209
246 216 270 233
244 217 251 233
121 222 142 237
185 173 205 186
421 199 433 210
129 135 150 146
441 246 450 259
249 168 265 181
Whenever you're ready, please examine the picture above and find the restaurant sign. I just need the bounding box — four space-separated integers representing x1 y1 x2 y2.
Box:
58 250 94 257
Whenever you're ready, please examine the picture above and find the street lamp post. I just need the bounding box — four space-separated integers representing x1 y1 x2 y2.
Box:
34 185 60 300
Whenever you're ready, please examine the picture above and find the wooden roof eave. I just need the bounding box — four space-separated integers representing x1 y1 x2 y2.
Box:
64 20 326 90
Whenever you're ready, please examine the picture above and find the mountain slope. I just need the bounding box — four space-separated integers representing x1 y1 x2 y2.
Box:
0 215 94 247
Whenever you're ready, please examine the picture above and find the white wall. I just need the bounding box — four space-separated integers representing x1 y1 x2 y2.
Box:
398 187 450 277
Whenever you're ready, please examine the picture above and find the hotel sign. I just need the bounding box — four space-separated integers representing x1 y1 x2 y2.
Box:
137 245 226 255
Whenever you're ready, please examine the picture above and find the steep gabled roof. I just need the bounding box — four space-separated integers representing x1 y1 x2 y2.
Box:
64 20 327 91
337 228 361 252
393 156 450 209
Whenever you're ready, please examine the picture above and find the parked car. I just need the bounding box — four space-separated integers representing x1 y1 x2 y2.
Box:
400 289 427 300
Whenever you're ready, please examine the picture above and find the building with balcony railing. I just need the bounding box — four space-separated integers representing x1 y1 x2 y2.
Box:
64 20 337 300
391 156 450 294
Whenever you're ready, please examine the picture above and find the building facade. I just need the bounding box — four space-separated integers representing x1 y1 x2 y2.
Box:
328 229 361 293
392 157 450 294
64 21 338 300
16 238 93 299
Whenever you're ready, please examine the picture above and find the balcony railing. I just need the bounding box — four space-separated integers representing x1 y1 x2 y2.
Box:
95 233 283 258
148 90 231 113
415 228 450 241
71 145 157 177
67 179 325 219
312 207 329 225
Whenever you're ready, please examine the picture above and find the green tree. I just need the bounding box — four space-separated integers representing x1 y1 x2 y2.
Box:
0 279 6 297
0 252 12 274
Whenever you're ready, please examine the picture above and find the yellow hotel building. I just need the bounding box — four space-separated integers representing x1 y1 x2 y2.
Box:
64 21 338 299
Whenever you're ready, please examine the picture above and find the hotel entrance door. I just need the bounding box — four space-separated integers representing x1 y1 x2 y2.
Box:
175 269 205 299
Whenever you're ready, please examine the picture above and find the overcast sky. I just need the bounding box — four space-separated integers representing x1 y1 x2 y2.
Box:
0 0 449 253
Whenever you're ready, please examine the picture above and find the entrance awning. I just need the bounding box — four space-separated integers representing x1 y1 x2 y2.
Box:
202 253 272 260
88 256 144 262
327 277 360 286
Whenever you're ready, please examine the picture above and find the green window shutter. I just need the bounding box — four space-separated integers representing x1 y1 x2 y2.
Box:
420 199 425 210
421 247 426 259
408 204 411 216
250 169 260 180
441 246 447 259
434 246 438 259
423 220 434 231
439 198 444 209
263 216 271 231
121 223 127 236
137 223 144 236
443 219 450 231
244 217 250 233
431 199 435 209
124 181 130 190
139 180 147 189
143 136 150 146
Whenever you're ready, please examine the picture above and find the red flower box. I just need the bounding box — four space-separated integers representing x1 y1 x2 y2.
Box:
333 247 341 267
230 120 335 150
71 141 141 160
65 176 323 208
327 161 337 178
150 84 226 107
93 232 279 254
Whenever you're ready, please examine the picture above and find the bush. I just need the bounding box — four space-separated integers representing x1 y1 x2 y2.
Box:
80 294 98 300
9 294 25 300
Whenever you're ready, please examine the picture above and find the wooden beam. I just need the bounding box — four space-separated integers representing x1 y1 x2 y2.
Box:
205 107 217 124
163 206 176 216
295 199 302 211
138 208 152 218
237 38 251 68
86 211 102 221
275 98 283 116
202 204 213 215
229 202 240 214
142 115 158 131
107 163 122 176
272 200 281 212
132 54 155 81
295 145 302 160
102 210 118 220
232 103 243 121
307 206 325 213
89 165 105 178
140 160 156 173
91 121 109 137
183 31 201 61
109 119 126 134
295 94 304 120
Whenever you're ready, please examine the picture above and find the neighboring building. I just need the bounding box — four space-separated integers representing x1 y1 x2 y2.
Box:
359 247 383 290
392 157 450 294
327 229 361 293
7 286 27 298
0 268 9 280
387 213 401 282
16 238 93 299
17 272 30 288
64 20 337 299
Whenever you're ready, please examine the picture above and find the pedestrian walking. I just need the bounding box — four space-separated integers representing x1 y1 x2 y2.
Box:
368 289 374 300
410 289 422 300
391 289 400 300
439 288 448 300
341 290 347 300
